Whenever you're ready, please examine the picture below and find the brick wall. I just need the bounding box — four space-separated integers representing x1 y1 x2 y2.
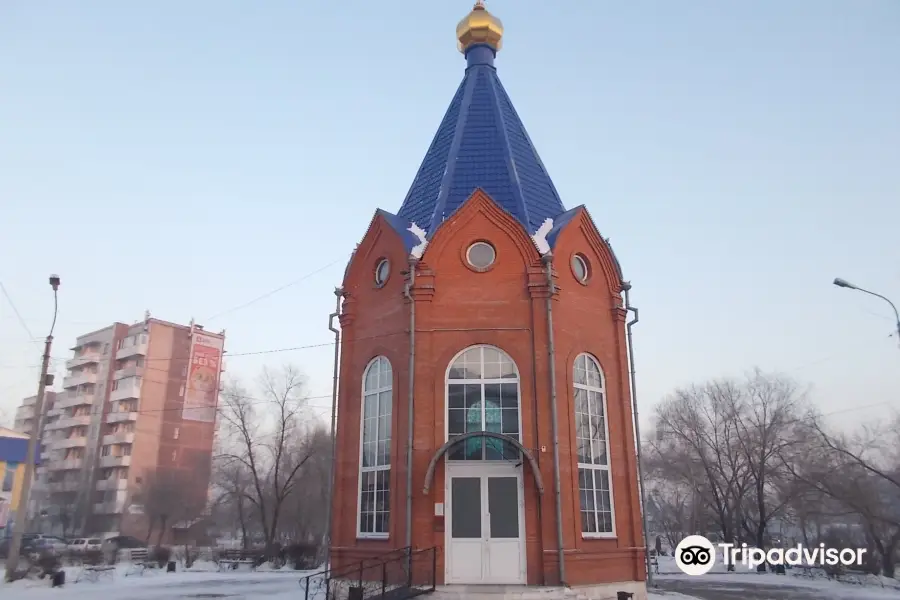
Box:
331 190 645 586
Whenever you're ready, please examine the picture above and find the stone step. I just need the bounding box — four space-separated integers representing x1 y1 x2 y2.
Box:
432 584 644 600
432 585 584 600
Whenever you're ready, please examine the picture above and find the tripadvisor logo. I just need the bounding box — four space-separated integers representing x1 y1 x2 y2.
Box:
675 535 717 576
675 535 867 576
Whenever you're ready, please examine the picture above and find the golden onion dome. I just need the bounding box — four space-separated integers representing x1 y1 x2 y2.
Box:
456 0 503 54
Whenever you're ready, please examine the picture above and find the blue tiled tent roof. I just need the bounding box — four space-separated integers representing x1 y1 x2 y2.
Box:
396 45 565 236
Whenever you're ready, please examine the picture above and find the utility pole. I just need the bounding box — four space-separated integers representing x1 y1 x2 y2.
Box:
4 274 59 581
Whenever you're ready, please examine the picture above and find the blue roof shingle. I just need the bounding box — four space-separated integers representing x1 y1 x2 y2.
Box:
396 45 565 237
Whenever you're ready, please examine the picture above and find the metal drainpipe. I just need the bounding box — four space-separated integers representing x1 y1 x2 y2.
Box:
542 254 566 586
529 297 546 586
623 282 652 588
322 287 343 566
403 258 418 553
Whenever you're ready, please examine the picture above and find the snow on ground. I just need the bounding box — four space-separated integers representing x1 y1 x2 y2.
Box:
4 557 897 600
0 563 320 600
656 555 900 599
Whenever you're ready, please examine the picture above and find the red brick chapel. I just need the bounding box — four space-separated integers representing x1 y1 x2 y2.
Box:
328 2 647 596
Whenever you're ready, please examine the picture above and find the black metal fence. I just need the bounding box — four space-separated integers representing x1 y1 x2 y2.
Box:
301 546 437 600
301 545 412 598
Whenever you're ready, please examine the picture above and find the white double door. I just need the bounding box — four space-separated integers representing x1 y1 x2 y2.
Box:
446 464 526 585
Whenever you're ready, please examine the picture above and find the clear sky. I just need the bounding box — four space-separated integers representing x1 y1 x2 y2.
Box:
1 1 898 431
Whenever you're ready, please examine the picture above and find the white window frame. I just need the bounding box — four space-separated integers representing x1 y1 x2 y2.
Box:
444 344 522 461
574 353 616 538
357 355 392 539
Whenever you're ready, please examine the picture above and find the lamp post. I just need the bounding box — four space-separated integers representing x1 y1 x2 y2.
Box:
833 278 900 349
4 275 60 580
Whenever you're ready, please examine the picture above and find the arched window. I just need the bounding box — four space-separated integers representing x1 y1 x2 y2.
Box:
574 353 614 536
446 345 520 461
358 356 392 537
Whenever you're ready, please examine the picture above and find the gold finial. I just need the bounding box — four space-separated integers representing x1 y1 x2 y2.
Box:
456 0 503 54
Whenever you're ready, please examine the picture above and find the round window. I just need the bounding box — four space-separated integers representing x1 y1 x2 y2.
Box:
466 242 496 270
374 259 390 286
572 254 589 283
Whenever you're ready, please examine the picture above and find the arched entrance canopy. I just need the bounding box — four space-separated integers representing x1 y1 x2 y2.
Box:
422 431 545 495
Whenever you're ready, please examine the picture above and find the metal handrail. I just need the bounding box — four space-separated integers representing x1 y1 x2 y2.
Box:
300 546 413 600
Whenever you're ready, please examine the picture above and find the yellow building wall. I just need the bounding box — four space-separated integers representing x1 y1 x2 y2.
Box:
0 460 27 511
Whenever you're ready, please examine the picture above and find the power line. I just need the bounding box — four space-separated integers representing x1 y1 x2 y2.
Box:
0 330 407 369
782 330 896 374
1 325 891 371
1 254 349 359
0 281 36 340
5 365 335 431
204 255 348 322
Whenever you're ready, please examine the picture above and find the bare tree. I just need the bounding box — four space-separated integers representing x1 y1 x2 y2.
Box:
45 497 84 538
211 459 257 548
645 480 697 550
217 365 319 549
728 369 806 547
649 371 810 549
137 469 205 546
786 413 900 577
649 379 752 545
277 425 332 545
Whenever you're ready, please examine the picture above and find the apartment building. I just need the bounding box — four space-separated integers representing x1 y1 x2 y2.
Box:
13 391 60 523
13 391 59 438
35 316 224 540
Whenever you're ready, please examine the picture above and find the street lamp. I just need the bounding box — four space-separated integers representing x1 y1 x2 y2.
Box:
833 277 900 349
4 275 60 580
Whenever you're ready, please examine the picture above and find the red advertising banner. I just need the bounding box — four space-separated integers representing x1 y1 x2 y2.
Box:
182 331 224 422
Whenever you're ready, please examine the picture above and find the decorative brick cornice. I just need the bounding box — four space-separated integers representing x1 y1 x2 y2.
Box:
343 212 403 289
527 262 559 300
423 188 542 270
576 212 626 296
409 261 436 302
339 293 357 327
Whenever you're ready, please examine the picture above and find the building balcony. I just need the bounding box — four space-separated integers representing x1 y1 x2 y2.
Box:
45 415 92 431
93 501 125 515
48 458 84 471
96 478 129 492
116 341 147 359
49 480 81 493
50 436 88 450
15 406 35 419
71 330 111 350
63 371 98 388
66 354 101 370
55 392 95 410
99 455 132 468
102 432 135 446
106 411 138 425
113 364 144 380
110 380 141 402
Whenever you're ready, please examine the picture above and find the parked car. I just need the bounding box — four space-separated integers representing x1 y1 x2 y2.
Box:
68 538 103 553
26 535 67 555
105 535 146 549
0 534 66 558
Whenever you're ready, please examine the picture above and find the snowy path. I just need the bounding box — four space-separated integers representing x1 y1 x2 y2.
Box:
5 565 897 600
0 567 312 600
656 574 900 600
